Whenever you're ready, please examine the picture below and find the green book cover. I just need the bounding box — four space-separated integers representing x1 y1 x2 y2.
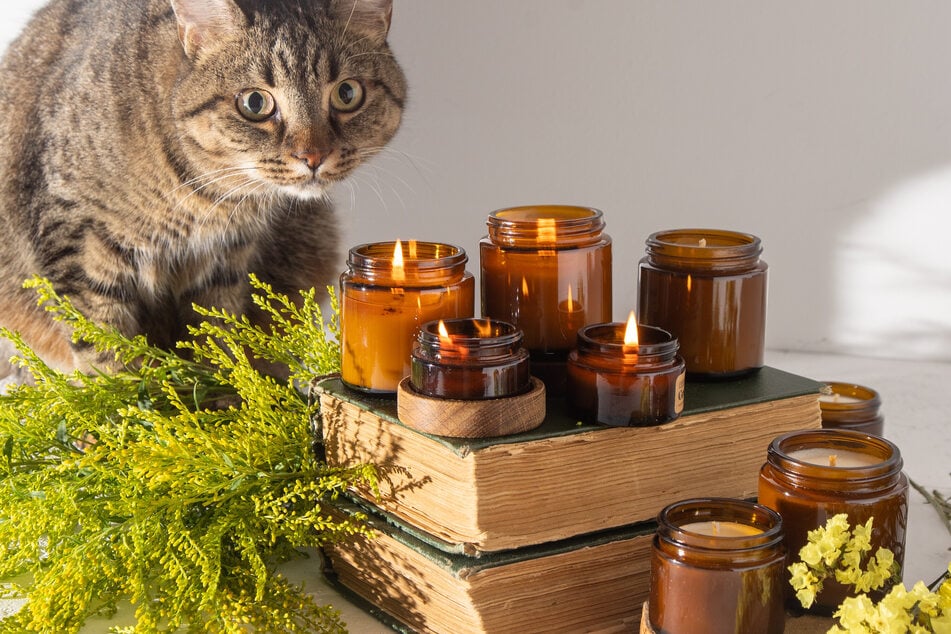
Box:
317 366 822 455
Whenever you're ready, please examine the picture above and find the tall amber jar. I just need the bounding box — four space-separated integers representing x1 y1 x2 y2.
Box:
758 429 908 614
649 498 786 634
819 381 885 437
637 229 767 378
340 241 474 394
480 205 612 391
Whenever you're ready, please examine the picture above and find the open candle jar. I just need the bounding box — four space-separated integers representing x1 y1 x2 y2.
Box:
758 429 908 614
409 318 531 400
819 381 885 437
637 228 767 378
480 205 612 391
648 498 786 634
566 313 685 427
340 240 474 394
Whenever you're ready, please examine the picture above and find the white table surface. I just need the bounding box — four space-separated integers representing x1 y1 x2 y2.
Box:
4 350 949 633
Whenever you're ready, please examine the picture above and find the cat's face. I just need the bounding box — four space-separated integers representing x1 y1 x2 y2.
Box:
170 0 406 202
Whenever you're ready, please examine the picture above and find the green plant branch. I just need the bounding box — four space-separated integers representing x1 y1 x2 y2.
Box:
0 275 371 633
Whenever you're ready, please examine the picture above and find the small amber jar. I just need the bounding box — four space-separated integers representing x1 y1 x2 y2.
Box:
637 228 767 378
566 323 685 426
410 318 531 400
819 381 885 437
649 498 786 634
340 241 475 394
758 429 908 614
480 205 612 391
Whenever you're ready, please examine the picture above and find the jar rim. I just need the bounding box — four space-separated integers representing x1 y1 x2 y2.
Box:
576 323 678 357
348 240 467 269
818 381 882 411
645 228 763 264
418 318 523 347
768 429 902 480
657 497 784 551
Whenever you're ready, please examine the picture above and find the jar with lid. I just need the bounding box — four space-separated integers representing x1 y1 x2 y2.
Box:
637 228 767 378
480 205 612 391
648 498 786 634
819 381 885 437
340 240 474 394
758 429 908 614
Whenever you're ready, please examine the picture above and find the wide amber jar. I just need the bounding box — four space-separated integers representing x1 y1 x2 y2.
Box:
758 429 908 614
566 323 684 427
340 241 475 394
410 318 530 400
819 381 885 437
649 498 786 634
480 205 612 391
637 229 767 378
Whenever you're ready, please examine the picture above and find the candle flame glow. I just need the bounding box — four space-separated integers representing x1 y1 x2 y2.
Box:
537 218 557 244
567 284 575 311
473 319 493 338
623 310 639 347
408 239 418 259
686 274 692 293
521 276 530 297
437 320 450 341
392 239 405 282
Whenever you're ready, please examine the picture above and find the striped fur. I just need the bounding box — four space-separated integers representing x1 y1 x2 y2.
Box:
0 0 405 376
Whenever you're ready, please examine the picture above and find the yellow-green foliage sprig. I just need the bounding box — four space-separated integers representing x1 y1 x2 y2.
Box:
0 276 373 633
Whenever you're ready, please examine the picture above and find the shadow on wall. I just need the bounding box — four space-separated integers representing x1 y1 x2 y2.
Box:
833 166 951 361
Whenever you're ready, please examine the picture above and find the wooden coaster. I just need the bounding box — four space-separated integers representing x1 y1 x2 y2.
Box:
396 377 546 438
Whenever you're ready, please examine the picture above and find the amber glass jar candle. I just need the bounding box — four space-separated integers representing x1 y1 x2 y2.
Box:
758 429 908 614
649 498 786 634
566 314 685 426
637 228 767 378
480 205 612 390
410 318 531 400
340 240 475 394
819 381 885 437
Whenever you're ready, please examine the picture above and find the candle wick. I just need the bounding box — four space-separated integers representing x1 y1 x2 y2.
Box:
829 454 838 467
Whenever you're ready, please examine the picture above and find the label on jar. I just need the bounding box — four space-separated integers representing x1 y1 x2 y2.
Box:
675 371 686 414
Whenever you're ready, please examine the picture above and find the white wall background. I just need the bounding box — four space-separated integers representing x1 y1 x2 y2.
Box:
3 1 950 361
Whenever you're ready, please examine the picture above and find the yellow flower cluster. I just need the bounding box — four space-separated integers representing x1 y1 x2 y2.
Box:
790 514 951 633
829 566 951 633
789 514 898 610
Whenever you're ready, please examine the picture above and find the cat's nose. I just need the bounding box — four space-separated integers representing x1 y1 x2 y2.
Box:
292 150 324 171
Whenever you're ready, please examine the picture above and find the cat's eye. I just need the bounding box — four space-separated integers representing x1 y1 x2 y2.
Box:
236 89 277 122
330 79 365 113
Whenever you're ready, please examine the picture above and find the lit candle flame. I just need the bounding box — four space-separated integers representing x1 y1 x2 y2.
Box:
686 274 692 293
623 310 639 347
392 239 405 282
537 218 557 244
437 319 451 341
566 284 575 312
521 276 530 297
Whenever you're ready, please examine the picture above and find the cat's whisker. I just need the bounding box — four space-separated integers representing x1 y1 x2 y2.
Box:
169 166 256 195
170 168 259 215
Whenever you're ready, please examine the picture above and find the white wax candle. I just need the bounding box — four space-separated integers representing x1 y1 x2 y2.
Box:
819 392 865 404
788 447 882 468
679 520 763 537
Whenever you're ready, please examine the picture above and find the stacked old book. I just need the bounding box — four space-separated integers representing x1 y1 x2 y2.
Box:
317 367 822 633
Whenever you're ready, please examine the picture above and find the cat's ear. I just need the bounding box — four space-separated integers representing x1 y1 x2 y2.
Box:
170 0 248 58
332 0 393 44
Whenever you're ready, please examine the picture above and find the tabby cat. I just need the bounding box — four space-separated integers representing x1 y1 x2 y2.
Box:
0 0 406 379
